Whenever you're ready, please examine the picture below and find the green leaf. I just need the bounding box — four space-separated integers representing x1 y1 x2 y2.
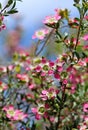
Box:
45 126 50 130
7 9 18 14
33 77 41 84
15 65 21 73
73 3 82 13
74 0 80 3
0 3 2 9
6 0 13 8
11 1 16 9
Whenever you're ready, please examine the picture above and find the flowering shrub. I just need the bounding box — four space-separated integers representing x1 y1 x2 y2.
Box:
0 0 88 130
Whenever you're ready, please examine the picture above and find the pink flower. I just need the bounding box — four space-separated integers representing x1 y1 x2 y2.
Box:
0 81 8 92
41 71 46 76
16 74 29 83
83 34 88 41
14 111 27 120
57 66 63 72
83 45 88 50
63 79 68 84
8 65 14 71
34 65 42 72
49 61 55 67
35 113 41 120
84 15 88 20
40 90 48 101
48 70 54 76
1 24 6 30
31 106 43 120
28 83 35 90
3 105 16 119
68 18 79 28
79 124 87 130
54 73 60 80
43 112 49 119
65 38 80 46
78 60 86 66
71 85 76 94
32 29 49 40
55 8 61 14
0 66 7 73
0 16 6 31
40 88 57 101
31 108 38 114
85 58 88 63
83 103 88 112
41 57 47 64
43 15 61 24
3 105 27 121
26 94 34 99
50 116 55 122
84 116 88 123
0 16 4 21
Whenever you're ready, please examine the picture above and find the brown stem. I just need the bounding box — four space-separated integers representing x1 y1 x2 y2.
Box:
0 5 7 14
34 40 41 56
36 29 55 56
55 84 67 130
55 109 61 130
74 15 83 50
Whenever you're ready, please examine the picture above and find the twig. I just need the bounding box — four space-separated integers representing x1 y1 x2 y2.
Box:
74 15 83 50
34 40 41 56
36 29 55 56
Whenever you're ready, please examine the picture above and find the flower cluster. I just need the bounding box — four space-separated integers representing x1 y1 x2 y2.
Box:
0 15 6 31
0 47 87 129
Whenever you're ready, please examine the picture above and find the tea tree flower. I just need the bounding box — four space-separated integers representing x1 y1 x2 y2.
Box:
16 73 29 83
83 103 88 112
0 81 8 92
40 88 58 101
84 15 88 20
0 16 6 31
32 29 49 40
3 105 27 121
43 15 61 25
3 105 16 120
83 34 88 41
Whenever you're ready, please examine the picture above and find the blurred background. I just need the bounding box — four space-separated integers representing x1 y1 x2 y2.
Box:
0 0 78 62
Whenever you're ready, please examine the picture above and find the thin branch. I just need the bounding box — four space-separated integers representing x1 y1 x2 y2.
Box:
34 40 41 56
36 29 55 56
74 15 83 50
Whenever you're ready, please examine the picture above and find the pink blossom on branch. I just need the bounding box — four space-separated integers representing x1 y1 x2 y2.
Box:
84 15 88 20
32 29 49 40
3 105 27 121
43 15 61 25
82 34 88 41
0 81 8 92
83 103 88 112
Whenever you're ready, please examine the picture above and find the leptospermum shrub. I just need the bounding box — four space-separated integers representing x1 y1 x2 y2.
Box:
0 0 88 130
